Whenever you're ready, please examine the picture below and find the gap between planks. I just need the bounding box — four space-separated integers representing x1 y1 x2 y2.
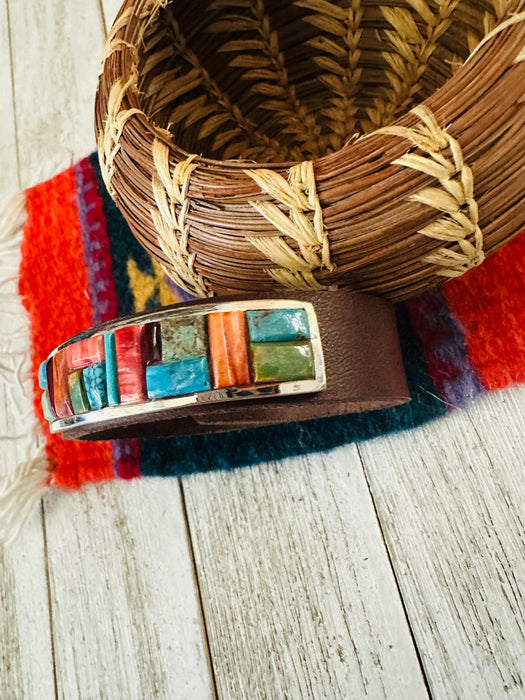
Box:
358 385 525 699
178 478 219 700
40 501 59 700
181 448 430 700
355 443 433 699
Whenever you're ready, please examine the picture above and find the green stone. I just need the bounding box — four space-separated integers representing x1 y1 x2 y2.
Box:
42 391 55 421
251 342 315 383
160 315 207 362
68 370 90 414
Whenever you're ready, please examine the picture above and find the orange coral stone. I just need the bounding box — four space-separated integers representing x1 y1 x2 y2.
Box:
208 311 250 388
52 349 74 418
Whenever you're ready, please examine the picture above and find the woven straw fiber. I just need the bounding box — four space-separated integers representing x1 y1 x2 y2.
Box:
95 0 525 300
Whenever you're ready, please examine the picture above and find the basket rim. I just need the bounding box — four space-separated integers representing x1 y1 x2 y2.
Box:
94 0 525 301
97 0 525 170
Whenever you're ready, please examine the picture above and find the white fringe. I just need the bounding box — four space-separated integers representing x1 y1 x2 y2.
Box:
0 192 50 545
0 447 50 546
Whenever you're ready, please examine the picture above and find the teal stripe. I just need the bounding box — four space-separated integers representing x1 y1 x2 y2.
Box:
42 391 55 421
104 333 119 406
38 361 48 390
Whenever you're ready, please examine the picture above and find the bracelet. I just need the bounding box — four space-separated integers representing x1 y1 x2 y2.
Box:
38 291 410 440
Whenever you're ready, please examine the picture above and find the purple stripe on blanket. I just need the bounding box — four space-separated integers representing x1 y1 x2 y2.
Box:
406 289 485 409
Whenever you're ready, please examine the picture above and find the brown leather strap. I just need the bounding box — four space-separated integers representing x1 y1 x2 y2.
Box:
68 290 409 440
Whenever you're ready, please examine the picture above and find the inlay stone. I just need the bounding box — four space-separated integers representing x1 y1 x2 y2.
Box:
46 358 56 416
68 370 90 415
83 362 108 410
114 325 147 404
208 311 250 388
146 357 210 399
52 350 74 418
145 322 162 364
66 335 104 370
104 333 119 406
246 308 310 343
160 315 207 362
41 391 54 422
251 342 315 383
38 361 48 390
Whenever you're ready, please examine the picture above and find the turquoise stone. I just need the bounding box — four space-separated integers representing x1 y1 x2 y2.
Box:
104 333 119 406
83 361 108 410
42 391 55 421
38 361 48 390
68 371 90 414
251 342 315 383
160 315 207 362
146 357 210 399
246 309 310 343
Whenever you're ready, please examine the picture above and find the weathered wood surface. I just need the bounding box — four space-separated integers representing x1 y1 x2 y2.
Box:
1 1 524 698
1 2 214 698
7 0 104 188
0 2 55 698
0 0 18 197
359 384 525 700
183 449 428 699
44 479 214 700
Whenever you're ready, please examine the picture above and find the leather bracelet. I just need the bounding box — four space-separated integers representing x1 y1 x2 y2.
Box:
38 291 410 440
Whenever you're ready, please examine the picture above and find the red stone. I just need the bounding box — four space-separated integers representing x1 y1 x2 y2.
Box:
52 349 74 418
66 335 105 370
114 325 148 404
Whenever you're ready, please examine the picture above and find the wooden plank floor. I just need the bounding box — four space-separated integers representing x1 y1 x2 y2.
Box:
1 2 524 698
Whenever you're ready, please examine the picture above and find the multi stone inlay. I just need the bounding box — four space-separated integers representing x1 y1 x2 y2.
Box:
39 301 325 430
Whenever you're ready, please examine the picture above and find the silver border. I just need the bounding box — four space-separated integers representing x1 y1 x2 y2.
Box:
48 299 326 434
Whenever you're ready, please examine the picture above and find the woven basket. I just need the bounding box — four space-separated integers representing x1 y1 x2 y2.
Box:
95 0 525 300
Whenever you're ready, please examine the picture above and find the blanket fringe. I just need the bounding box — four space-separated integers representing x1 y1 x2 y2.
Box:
0 192 51 545
0 450 50 545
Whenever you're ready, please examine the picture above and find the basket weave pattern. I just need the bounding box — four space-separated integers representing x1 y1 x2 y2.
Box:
95 0 525 300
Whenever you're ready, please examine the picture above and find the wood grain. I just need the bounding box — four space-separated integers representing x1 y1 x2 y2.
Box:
358 385 525 699
0 238 56 699
182 449 429 700
8 0 106 188
0 1 19 197
0 3 55 699
0 514 56 700
5 3 214 699
43 479 214 700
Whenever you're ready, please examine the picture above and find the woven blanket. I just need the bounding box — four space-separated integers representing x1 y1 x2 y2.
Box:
2 152 525 528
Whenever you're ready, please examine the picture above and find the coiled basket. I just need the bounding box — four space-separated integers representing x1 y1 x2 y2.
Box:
95 0 525 300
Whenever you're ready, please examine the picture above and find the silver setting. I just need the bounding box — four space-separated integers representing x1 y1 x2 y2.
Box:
47 299 326 434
